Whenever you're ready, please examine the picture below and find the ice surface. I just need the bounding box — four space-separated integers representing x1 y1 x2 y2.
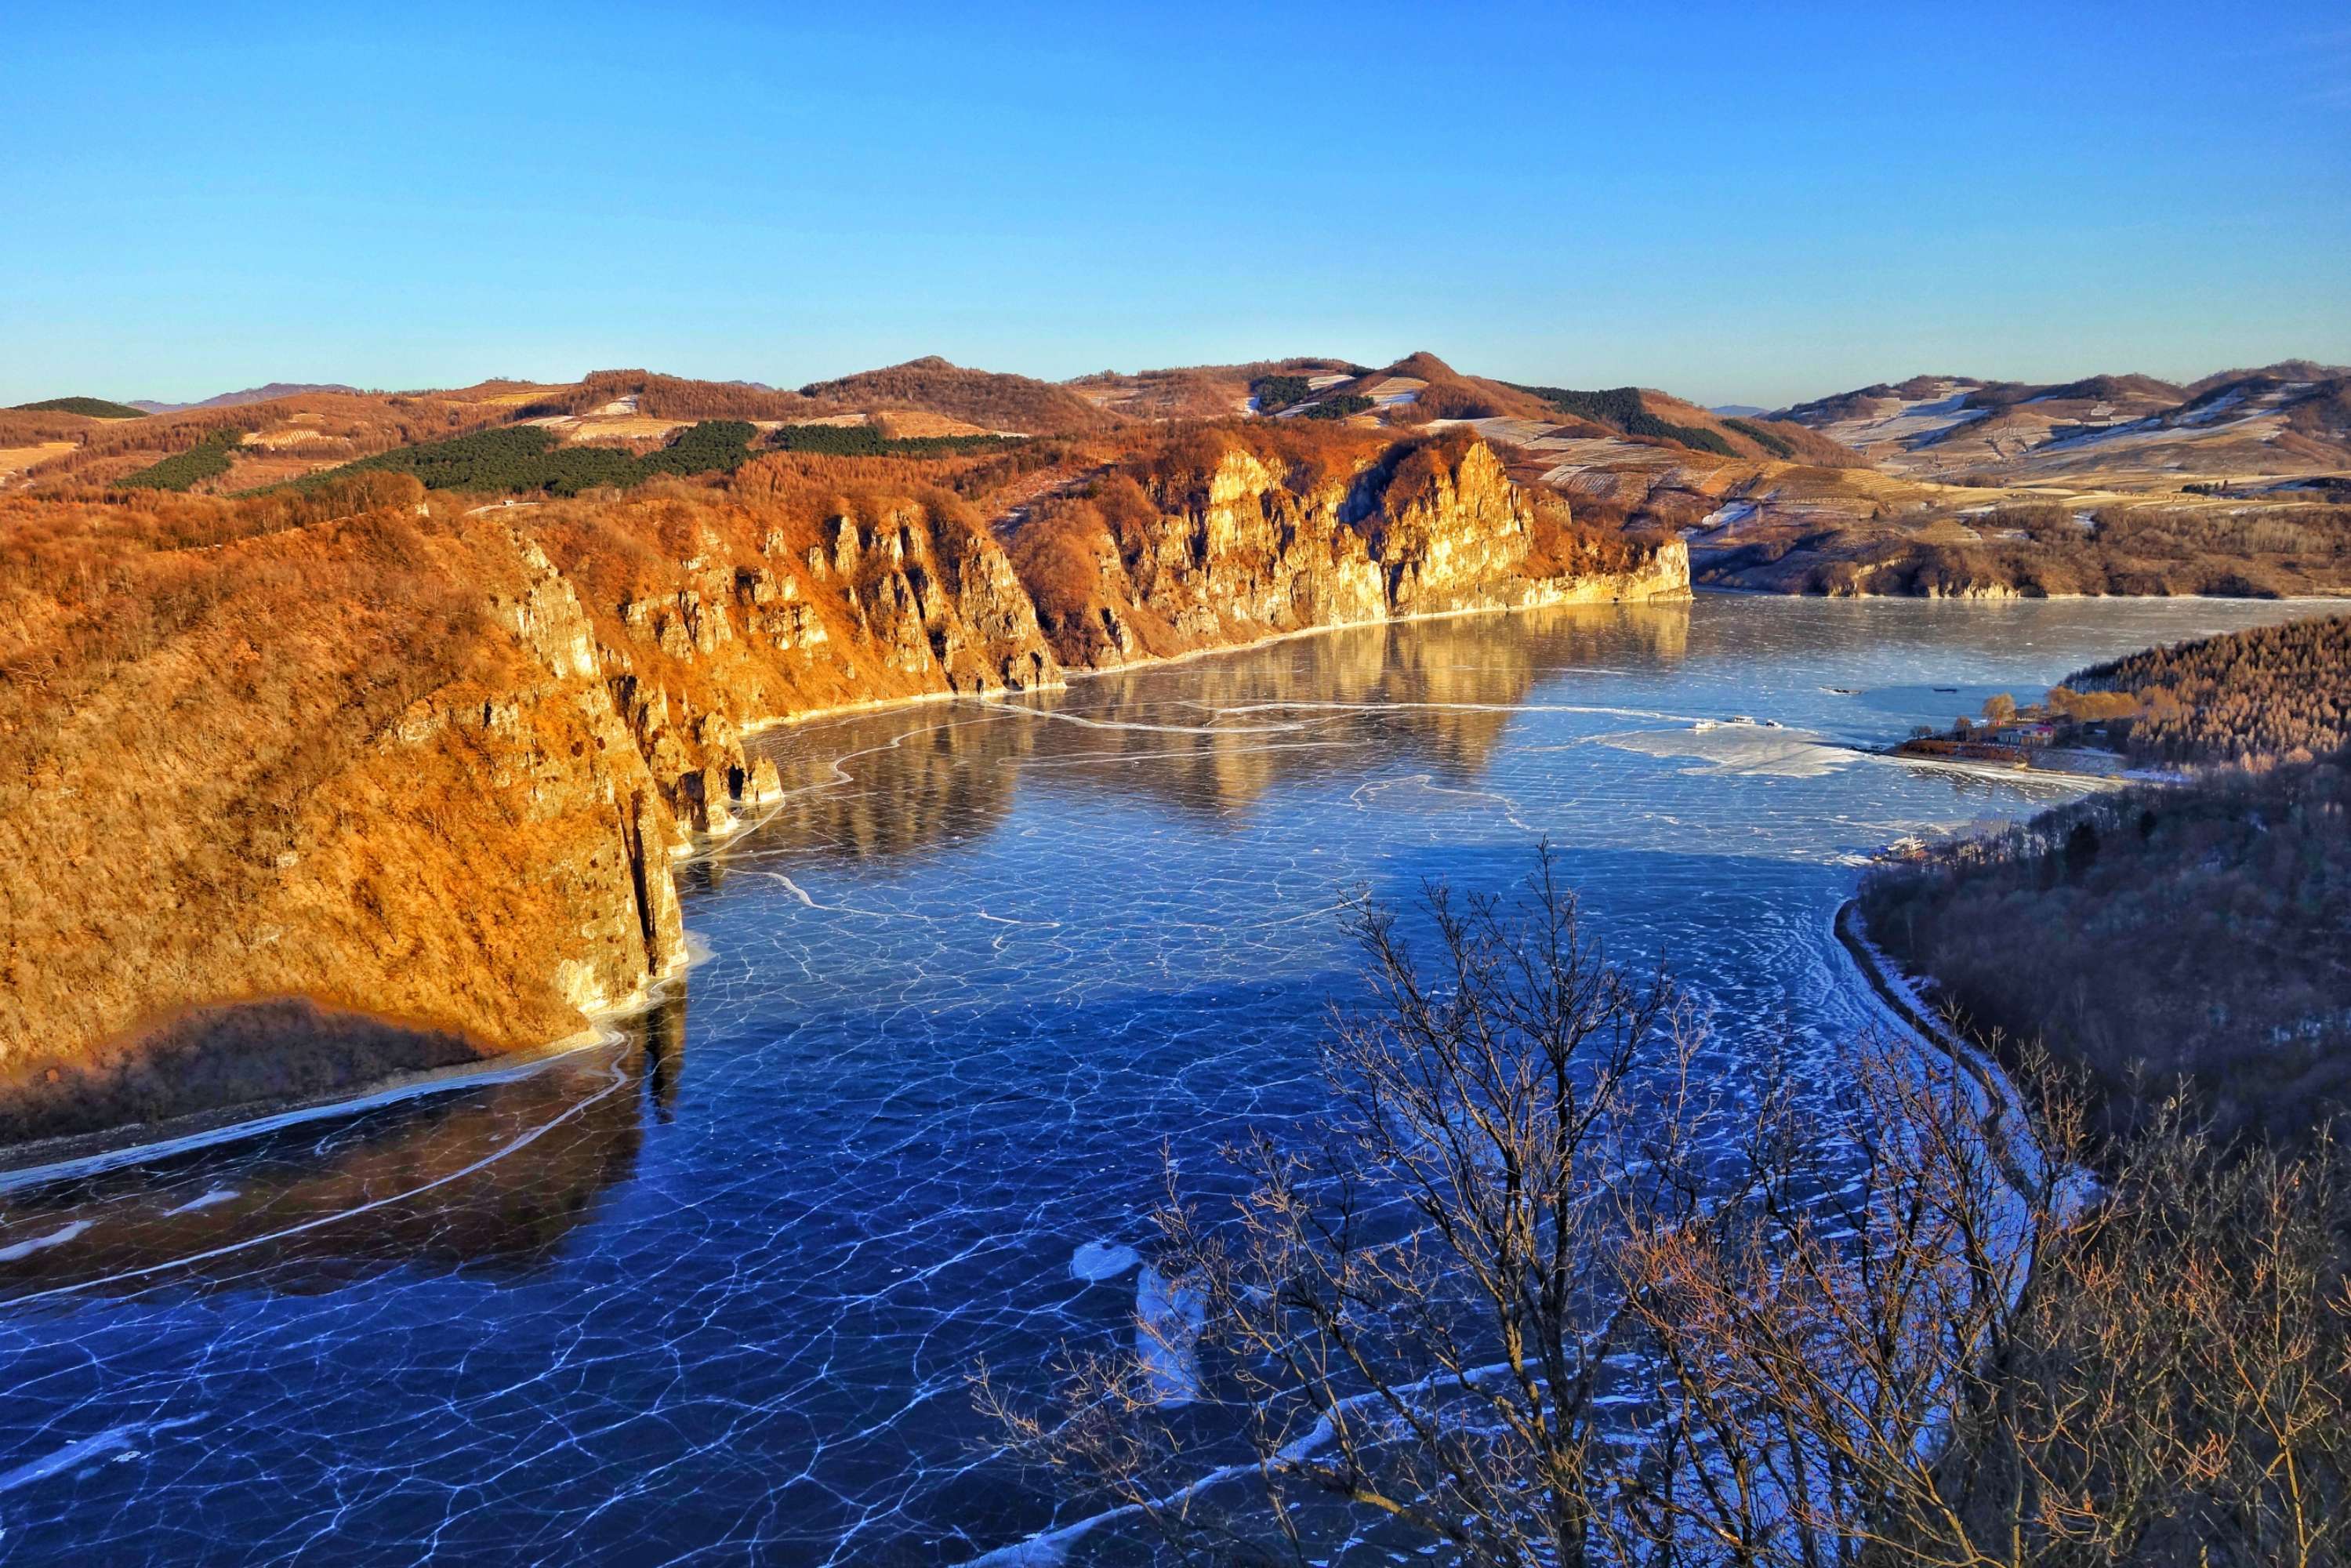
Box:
0 595 2323 1565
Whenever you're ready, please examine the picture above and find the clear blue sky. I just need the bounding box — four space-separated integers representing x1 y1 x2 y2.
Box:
5 2 2346 408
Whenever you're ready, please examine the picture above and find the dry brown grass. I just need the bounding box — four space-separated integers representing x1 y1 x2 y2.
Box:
0 477 680 1130
800 357 1124 437
0 441 76 482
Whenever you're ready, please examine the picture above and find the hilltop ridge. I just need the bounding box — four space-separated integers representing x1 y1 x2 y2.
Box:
5 350 2342 607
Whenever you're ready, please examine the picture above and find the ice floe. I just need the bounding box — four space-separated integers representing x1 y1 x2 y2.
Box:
1135 1264 1208 1406
0 1221 93 1262
1068 1240 1139 1282
1599 724 1857 778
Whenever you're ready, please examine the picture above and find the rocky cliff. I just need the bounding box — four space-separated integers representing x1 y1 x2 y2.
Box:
0 505 689 1142
1004 431 1688 670
0 433 1683 1145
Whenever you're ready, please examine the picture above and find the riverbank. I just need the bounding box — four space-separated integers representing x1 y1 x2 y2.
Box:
0 996 658 1192
1836 899 2041 1196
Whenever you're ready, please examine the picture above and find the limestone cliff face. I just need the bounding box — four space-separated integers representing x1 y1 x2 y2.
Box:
1010 435 1689 670
0 515 691 1143
0 434 1685 1144
1362 438 1539 612
556 498 1059 839
473 534 688 1013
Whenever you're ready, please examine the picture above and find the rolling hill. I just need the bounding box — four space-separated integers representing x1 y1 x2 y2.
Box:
4 354 2341 606
9 397 147 419
799 356 1121 436
1774 368 2351 484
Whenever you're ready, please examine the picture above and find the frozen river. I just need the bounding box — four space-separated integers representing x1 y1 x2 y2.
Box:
0 594 2315 1564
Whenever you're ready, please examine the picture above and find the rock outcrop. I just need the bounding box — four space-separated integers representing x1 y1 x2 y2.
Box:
1006 432 1689 670
0 432 1683 1145
0 510 690 1143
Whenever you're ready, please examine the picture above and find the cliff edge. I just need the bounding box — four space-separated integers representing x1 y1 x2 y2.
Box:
0 432 1682 1145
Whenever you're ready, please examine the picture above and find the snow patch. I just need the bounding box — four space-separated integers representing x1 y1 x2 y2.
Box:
1069 1240 1139 1283
1134 1265 1207 1406
0 1220 93 1261
1600 724 1856 779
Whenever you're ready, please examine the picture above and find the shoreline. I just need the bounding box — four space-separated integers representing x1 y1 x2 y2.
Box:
1695 582 2351 604
0 1002 658 1196
1834 898 2041 1196
744 573 1695 734
0 591 1688 1187
1055 577 1691 681
5 586 2226 1188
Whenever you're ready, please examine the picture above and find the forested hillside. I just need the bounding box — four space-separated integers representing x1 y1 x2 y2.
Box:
2069 613 2351 764
799 357 1120 435
1863 612 2351 1152
1862 755 2351 1148
10 397 147 419
513 370 837 423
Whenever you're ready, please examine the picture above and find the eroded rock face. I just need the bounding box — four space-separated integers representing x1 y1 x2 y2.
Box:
0 516 692 1142
1011 437 1689 670
586 506 1061 849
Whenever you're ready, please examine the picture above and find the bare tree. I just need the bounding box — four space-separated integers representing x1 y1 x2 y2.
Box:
981 847 1719 1564
979 854 2351 1568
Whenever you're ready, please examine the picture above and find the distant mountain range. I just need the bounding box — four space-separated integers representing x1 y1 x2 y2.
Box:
129 382 362 414
11 353 2343 540
1769 362 2351 482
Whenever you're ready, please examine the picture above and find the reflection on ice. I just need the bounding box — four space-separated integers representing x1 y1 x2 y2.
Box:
0 594 2322 1565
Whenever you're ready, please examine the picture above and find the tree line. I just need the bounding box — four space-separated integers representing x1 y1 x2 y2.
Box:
1722 415 1795 458
1250 374 1315 414
114 430 243 492
284 419 1029 498
10 396 147 419
1508 383 1741 456
2066 613 2350 766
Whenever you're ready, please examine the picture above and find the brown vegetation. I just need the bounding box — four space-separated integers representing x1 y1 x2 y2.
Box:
2068 613 2351 766
0 477 686 1142
1860 754 2351 1149
800 355 1124 436
513 369 843 423
20 392 513 494
1753 500 2351 598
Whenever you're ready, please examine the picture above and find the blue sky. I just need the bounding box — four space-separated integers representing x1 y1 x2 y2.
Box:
5 2 2346 408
